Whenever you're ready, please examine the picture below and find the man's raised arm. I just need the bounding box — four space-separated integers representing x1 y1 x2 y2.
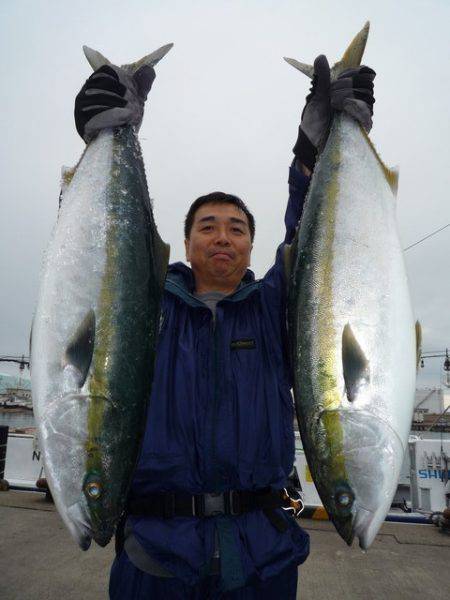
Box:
264 54 376 282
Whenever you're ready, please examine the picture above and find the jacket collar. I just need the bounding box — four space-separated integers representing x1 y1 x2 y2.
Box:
165 262 258 306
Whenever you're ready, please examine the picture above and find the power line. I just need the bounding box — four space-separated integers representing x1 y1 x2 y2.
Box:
0 356 30 369
403 223 450 252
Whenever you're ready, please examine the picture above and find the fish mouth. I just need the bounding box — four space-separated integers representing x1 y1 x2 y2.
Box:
65 502 114 549
93 529 113 547
92 516 115 548
66 502 93 550
332 505 377 549
353 505 379 550
331 514 355 546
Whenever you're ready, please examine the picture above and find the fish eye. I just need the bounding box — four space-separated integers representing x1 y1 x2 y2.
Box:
336 490 353 509
85 481 102 500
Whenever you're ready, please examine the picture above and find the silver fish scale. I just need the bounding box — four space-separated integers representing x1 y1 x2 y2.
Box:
327 115 415 438
32 131 114 547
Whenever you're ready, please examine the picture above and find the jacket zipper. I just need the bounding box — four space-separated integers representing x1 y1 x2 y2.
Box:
211 314 220 491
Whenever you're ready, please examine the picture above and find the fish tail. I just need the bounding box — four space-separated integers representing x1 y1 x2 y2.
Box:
332 21 370 77
284 21 370 81
283 57 314 79
121 44 174 74
82 44 174 74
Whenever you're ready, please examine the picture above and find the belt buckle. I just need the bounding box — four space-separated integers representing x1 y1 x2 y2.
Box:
282 487 304 518
204 492 225 517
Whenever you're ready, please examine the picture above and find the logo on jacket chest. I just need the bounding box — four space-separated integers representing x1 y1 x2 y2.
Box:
230 338 256 350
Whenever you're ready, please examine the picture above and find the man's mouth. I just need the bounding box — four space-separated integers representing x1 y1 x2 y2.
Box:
211 251 233 260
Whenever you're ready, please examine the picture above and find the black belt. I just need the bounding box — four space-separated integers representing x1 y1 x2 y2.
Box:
127 487 303 519
115 487 304 556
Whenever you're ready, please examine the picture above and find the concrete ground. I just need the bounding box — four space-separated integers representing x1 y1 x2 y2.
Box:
1 490 449 599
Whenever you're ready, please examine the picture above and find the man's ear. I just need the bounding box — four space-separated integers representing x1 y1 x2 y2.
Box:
184 238 190 262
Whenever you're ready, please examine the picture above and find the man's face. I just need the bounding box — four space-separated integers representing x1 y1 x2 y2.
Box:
184 202 253 292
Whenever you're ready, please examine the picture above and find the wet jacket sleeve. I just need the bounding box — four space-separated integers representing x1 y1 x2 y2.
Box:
262 160 310 293
283 160 310 244
258 161 310 382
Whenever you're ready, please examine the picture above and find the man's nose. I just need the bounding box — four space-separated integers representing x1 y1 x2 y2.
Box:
214 228 231 245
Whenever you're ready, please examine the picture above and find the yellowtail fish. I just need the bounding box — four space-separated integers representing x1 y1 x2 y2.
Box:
31 44 171 549
285 23 419 549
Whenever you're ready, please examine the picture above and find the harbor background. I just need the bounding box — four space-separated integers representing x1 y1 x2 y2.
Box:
1 1 449 597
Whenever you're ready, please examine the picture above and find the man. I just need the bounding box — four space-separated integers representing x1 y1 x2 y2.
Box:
74 54 375 598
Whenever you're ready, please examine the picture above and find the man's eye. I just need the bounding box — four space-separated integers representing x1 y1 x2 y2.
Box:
201 226 212 231
232 228 244 234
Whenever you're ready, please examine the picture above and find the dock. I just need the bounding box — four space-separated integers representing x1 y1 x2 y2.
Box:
1 490 449 599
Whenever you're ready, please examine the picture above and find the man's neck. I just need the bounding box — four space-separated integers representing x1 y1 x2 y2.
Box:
194 281 237 295
191 266 248 296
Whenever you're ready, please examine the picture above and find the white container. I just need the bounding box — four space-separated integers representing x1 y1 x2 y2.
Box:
4 433 43 488
409 437 450 512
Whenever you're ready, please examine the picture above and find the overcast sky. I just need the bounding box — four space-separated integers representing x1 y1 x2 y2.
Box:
0 0 449 387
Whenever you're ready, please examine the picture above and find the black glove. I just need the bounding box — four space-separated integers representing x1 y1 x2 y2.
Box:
330 65 376 132
74 64 156 141
293 56 376 172
293 55 331 172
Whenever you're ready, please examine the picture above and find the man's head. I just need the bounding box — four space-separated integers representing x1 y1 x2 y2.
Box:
184 192 255 294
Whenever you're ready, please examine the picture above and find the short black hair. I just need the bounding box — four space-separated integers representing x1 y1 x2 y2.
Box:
184 192 255 242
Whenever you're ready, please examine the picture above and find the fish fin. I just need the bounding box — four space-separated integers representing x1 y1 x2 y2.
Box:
61 165 77 194
342 324 370 402
83 43 173 75
64 310 96 388
284 22 370 81
283 243 293 282
83 46 113 70
415 321 422 371
385 166 399 197
283 57 314 79
360 129 399 196
153 234 170 290
331 21 370 79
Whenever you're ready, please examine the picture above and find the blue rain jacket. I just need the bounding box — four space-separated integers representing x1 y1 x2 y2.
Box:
127 164 311 589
